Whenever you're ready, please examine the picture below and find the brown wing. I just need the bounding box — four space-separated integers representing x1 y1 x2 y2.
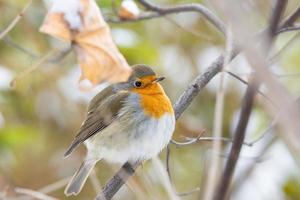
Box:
64 87 129 157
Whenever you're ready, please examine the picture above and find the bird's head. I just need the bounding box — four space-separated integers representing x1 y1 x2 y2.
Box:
119 64 165 95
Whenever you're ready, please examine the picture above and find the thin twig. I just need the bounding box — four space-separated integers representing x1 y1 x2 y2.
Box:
2 36 39 58
10 49 58 88
213 0 288 199
276 23 300 34
10 47 72 88
229 129 276 196
280 3 300 28
270 31 300 62
213 77 259 200
177 187 200 197
0 1 32 40
225 70 274 104
174 50 238 120
14 177 70 200
15 188 58 200
107 0 225 35
244 120 275 146
171 129 206 146
137 0 226 35
166 145 172 182
95 48 239 200
164 16 216 41
203 27 233 200
94 0 300 198
171 136 252 147
267 0 287 38
38 178 69 194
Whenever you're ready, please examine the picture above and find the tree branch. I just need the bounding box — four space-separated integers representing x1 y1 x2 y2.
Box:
95 162 139 200
212 77 259 200
95 0 300 199
213 0 288 199
280 3 300 28
0 1 32 40
137 0 226 34
276 23 300 34
107 0 226 35
95 49 238 200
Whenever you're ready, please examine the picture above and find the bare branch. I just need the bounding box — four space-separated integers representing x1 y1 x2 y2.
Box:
108 0 226 35
2 36 39 58
94 0 300 199
137 0 225 34
15 188 58 200
174 49 238 119
267 0 288 38
95 161 139 200
276 23 300 34
280 3 300 28
95 48 238 200
213 0 288 199
166 145 172 182
10 47 72 88
225 70 274 104
229 125 277 196
177 187 200 197
213 77 259 200
0 1 32 40
171 136 252 147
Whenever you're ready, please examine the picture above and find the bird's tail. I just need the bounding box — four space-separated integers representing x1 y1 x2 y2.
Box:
64 159 97 196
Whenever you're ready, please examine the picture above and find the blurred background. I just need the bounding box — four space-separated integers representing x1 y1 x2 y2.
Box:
0 0 300 199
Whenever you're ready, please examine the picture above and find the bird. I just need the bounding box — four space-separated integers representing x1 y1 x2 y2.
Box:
64 64 175 196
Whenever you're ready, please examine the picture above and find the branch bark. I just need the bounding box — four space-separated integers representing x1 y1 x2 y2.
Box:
95 50 238 200
213 0 288 199
280 3 300 28
0 1 32 40
212 77 259 200
108 0 226 35
137 0 226 34
95 0 300 199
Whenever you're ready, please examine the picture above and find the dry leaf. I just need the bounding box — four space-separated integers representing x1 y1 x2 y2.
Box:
40 0 132 85
118 0 140 20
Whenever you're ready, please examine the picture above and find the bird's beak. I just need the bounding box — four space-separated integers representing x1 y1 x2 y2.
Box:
153 77 165 82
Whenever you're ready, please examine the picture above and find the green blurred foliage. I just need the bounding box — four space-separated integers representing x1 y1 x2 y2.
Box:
283 175 300 200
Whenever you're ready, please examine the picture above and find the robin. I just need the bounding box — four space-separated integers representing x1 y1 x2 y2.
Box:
64 64 175 196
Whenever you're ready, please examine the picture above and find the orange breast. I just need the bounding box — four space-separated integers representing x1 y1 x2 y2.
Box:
130 77 174 118
140 93 173 118
138 85 174 118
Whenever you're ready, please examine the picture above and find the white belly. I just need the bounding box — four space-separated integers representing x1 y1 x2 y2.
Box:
85 107 175 164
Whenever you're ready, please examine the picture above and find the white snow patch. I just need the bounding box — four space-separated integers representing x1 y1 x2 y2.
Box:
0 66 13 90
50 0 83 30
121 0 140 16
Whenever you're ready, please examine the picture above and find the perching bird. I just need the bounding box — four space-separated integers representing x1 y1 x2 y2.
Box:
64 64 175 196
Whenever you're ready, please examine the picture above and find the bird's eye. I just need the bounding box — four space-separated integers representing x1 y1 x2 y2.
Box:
134 81 142 88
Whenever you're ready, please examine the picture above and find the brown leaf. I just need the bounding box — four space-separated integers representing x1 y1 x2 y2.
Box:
40 0 132 85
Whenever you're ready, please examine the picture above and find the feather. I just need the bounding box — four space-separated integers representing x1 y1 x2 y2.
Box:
64 85 130 157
